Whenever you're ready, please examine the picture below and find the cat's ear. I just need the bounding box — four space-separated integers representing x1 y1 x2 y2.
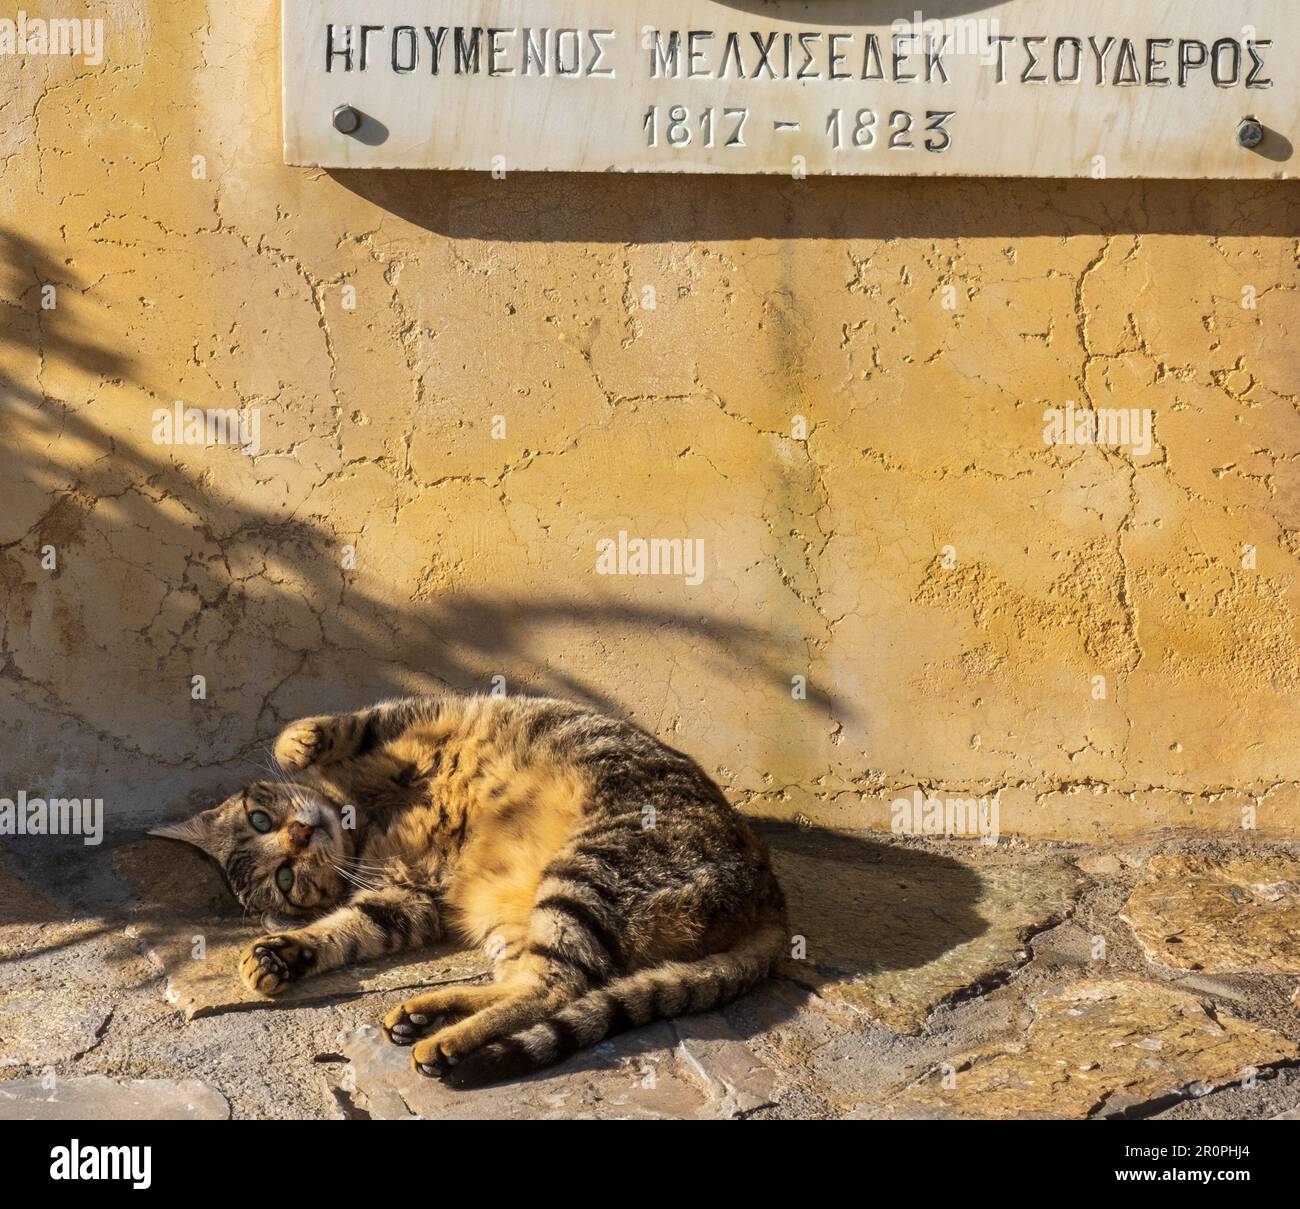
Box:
148 807 224 857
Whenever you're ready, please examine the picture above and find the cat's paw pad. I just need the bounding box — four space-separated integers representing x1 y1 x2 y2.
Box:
382 1005 438 1046
274 718 329 772
411 1036 463 1078
413 1040 520 1088
239 935 314 996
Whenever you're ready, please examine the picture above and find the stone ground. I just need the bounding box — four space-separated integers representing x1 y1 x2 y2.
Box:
2 823 1299 1121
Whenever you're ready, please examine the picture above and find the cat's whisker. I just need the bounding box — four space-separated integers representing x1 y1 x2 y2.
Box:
339 858 391 871
329 860 383 891
253 751 280 779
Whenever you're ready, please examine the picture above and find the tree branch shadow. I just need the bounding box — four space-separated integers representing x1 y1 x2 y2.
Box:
0 225 849 936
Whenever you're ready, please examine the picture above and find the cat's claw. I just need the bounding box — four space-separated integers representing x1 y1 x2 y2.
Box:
239 934 313 996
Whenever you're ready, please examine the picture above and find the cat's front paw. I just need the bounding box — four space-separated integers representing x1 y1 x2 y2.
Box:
239 935 315 996
274 718 330 772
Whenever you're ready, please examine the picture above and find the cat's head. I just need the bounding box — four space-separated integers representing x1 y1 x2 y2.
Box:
149 781 352 923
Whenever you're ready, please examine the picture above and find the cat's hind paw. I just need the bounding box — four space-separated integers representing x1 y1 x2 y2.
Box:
411 1037 457 1079
382 985 500 1047
382 1004 438 1046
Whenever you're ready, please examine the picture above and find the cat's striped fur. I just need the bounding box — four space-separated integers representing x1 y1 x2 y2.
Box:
150 694 786 1087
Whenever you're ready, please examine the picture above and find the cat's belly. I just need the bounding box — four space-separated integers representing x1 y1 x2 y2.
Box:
440 766 591 944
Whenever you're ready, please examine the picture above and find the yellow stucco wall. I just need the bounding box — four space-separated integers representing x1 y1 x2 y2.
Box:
2 3 1299 840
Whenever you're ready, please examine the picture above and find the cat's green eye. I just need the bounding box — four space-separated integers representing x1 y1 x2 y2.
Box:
249 810 272 833
275 865 294 894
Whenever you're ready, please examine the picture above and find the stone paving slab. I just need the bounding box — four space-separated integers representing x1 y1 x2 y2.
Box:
116 841 490 1018
0 997 111 1070
341 1008 778 1120
0 852 135 1070
0 1074 229 1120
673 1013 778 1117
1121 853 1300 974
12 830 1297 1120
868 977 1298 1120
767 826 1083 1032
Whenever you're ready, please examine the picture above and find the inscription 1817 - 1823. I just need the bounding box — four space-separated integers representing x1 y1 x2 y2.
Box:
282 1 1296 178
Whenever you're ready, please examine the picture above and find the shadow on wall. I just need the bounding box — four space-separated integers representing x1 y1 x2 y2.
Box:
0 226 845 825
330 172 1300 243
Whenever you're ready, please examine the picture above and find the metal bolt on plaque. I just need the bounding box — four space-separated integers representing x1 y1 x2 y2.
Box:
1237 117 1264 149
332 105 362 136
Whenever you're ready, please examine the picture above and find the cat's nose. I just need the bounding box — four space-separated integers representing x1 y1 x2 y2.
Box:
288 821 314 850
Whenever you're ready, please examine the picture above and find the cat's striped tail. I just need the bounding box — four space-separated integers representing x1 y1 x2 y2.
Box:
446 917 787 1089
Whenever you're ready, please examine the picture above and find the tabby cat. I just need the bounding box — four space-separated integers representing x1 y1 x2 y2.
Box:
150 694 787 1087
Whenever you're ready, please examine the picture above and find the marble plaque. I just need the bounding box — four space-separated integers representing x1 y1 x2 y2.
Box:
283 1 1296 177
